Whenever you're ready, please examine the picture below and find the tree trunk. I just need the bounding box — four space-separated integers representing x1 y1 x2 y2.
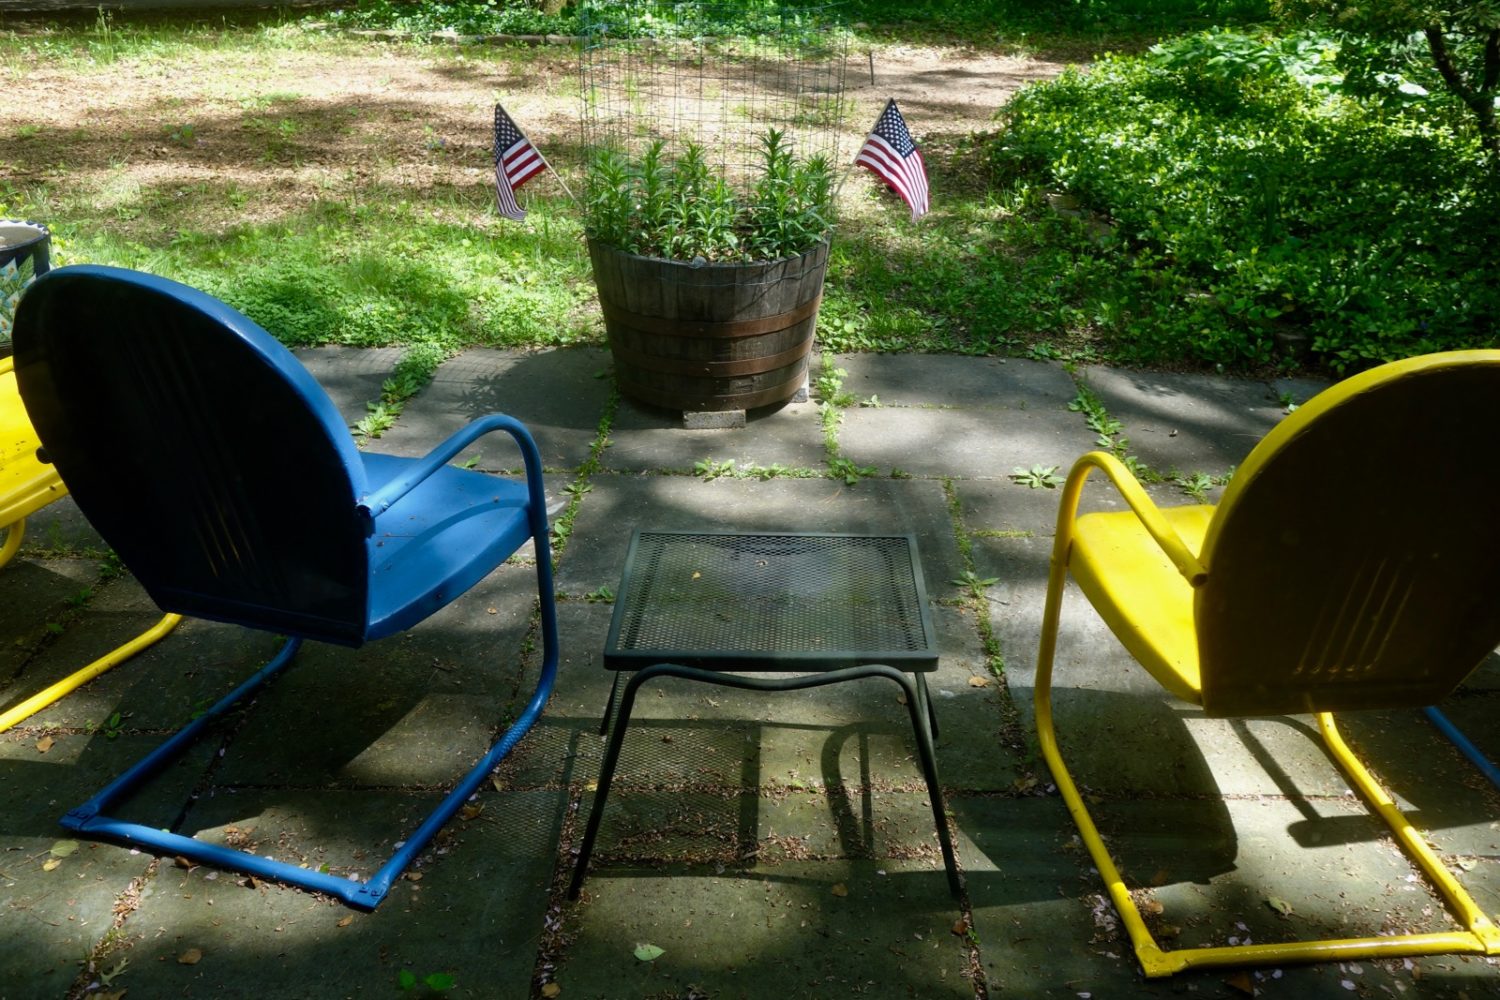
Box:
1425 26 1500 164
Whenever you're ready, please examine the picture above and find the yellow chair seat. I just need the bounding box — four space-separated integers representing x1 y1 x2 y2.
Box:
1069 503 1214 705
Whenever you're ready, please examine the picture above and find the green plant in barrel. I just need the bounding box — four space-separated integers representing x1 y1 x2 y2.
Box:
584 128 833 263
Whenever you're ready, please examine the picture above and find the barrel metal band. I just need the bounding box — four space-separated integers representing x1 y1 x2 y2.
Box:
605 335 811 377
617 363 808 412
600 294 822 340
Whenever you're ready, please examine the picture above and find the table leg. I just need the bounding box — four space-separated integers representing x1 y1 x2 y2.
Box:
570 666 656 899
598 672 622 737
889 671 961 897
916 672 940 742
569 663 962 900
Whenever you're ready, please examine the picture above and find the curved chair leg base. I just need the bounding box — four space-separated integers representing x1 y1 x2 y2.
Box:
1039 697 1500 974
64 552 562 911
1038 692 1500 974
0 517 23 570
0 612 183 733
1318 712 1500 953
1035 515 1500 977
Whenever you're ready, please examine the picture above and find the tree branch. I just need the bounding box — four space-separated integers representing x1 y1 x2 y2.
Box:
1484 28 1500 94
1426 24 1500 161
1426 26 1478 105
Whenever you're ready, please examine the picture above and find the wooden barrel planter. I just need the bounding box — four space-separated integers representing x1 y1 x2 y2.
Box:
588 237 829 412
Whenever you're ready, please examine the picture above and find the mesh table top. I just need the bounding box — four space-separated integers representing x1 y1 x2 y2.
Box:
604 531 938 671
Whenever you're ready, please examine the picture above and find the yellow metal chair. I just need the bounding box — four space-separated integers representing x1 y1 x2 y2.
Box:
0 355 63 568
1035 350 1500 977
0 354 179 731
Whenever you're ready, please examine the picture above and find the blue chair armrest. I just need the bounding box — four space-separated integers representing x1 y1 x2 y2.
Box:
356 413 546 531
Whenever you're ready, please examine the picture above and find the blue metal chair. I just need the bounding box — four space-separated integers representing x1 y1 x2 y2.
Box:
11 264 559 910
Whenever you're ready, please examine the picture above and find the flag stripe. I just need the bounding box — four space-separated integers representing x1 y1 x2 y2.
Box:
503 141 544 183
855 140 928 217
854 99 930 221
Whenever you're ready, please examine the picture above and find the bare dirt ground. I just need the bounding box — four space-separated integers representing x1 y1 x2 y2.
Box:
0 28 1069 242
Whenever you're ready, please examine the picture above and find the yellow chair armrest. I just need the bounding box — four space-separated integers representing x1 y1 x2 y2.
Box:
1056 451 1207 587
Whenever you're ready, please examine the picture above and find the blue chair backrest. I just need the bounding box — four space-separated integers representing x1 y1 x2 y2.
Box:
13 265 374 644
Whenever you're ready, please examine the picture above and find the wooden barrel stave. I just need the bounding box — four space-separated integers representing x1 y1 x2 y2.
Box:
588 238 827 412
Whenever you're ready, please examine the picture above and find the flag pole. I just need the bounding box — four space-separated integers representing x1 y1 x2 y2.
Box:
511 116 579 209
536 147 580 208
836 96 893 201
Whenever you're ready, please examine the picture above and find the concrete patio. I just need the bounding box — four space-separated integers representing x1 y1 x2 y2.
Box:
2 348 1498 999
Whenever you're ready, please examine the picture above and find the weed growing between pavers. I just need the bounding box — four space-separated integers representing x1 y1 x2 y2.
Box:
1063 370 1239 502
548 387 619 562
813 353 879 487
3 552 138 692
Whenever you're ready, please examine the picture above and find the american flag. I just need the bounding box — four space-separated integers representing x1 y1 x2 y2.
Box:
854 99 929 221
493 104 548 221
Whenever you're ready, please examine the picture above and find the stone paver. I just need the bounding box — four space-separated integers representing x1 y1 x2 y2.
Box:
2 347 1494 1000
1077 365 1320 475
377 347 611 471
606 395 826 473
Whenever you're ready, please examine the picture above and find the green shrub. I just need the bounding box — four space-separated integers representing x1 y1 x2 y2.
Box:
990 29 1500 371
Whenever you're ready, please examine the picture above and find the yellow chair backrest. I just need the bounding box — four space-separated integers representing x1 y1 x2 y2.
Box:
1 355 63 527
1194 350 1500 716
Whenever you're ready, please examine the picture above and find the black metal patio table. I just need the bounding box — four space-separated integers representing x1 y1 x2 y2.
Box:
566 529 961 899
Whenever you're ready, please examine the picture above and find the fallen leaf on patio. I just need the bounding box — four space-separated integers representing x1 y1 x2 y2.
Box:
633 944 665 962
1224 971 1254 995
487 607 498 615
42 858 62 872
1266 896 1294 917
1140 898 1164 916
460 804 484 821
951 919 969 936
691 571 701 580
541 985 561 998
178 948 203 965
1456 857 1478 872
491 776 506 792
1341 981 1356 991
174 855 195 869
49 840 79 858
968 676 991 687
337 916 354 928
405 872 423 882
831 883 849 897
36 736 54 753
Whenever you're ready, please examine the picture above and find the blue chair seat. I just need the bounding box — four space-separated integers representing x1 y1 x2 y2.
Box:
363 452 534 640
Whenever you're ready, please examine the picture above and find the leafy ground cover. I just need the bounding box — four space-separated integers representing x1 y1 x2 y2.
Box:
990 28 1500 371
